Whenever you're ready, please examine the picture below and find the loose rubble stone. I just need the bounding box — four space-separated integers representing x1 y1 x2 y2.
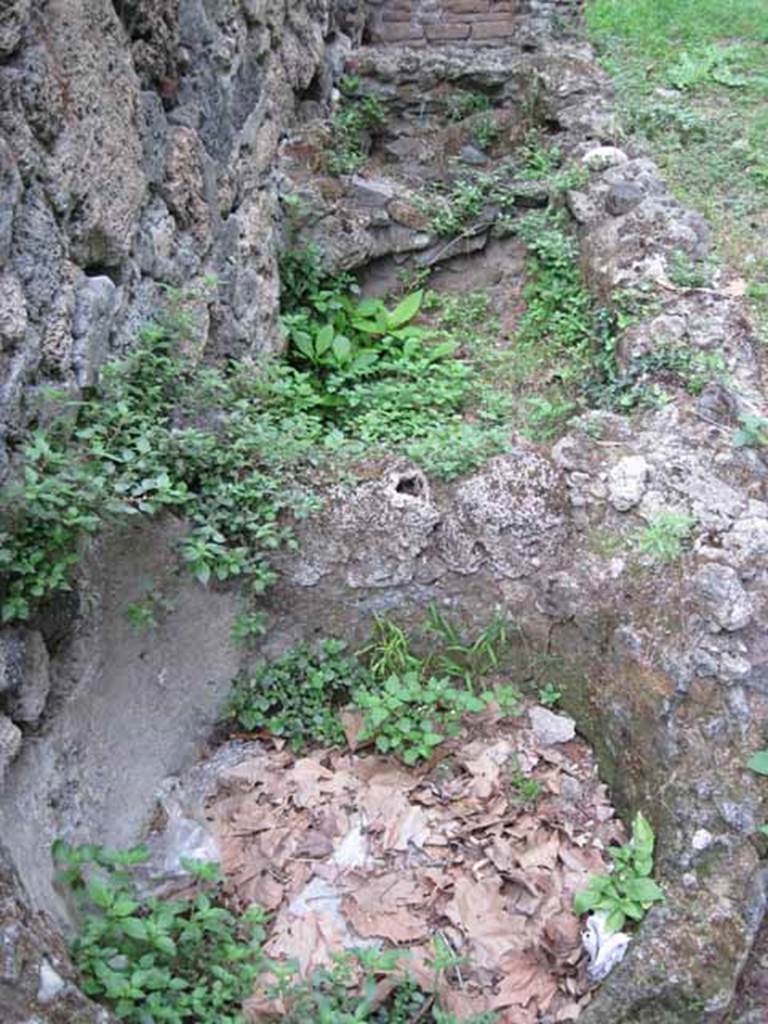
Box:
459 144 489 165
37 960 66 1004
582 145 628 171
350 175 396 207
529 707 576 746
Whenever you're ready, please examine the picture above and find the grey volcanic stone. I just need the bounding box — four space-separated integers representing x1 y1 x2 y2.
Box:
72 276 118 387
0 715 21 785
694 564 753 632
608 455 649 512
605 181 644 216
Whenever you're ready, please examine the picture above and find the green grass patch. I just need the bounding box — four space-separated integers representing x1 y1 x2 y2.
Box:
585 0 768 333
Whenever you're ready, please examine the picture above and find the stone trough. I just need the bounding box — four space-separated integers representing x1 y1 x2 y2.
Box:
1 1 767 1022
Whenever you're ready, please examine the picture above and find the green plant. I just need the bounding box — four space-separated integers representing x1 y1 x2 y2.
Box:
635 511 696 562
586 0 768 330
574 811 665 932
426 290 494 335
359 617 424 680
230 611 269 646
227 639 365 751
473 113 501 151
426 178 487 237
667 249 715 289
56 841 492 1024
126 588 175 632
0 283 337 622
327 91 386 175
273 943 495 1024
422 604 513 688
523 394 579 440
590 342 727 411
733 413 768 449
396 263 433 293
352 672 491 765
446 90 491 122
53 841 266 1024
538 682 561 707
275 262 511 478
507 754 542 804
519 133 563 179
350 608 522 763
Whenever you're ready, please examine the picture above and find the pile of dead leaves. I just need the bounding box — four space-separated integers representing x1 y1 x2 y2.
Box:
208 704 623 1023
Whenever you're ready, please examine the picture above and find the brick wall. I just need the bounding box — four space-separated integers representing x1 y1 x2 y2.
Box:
366 0 579 47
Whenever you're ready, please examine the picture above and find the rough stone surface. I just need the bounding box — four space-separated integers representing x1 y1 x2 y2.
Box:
694 564 754 633
0 841 113 1023
0 627 51 724
0 714 22 785
1 3 768 1023
607 455 649 512
0 0 351 469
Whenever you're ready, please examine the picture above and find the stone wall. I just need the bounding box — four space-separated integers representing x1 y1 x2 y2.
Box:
365 0 579 46
0 0 356 480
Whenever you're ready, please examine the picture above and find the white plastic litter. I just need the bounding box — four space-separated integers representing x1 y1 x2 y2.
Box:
581 910 631 982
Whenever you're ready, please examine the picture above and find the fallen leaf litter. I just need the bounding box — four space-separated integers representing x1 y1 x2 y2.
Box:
207 701 625 1022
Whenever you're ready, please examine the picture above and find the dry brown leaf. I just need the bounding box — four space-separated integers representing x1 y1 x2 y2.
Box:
554 1001 585 1021
445 877 522 970
495 1005 538 1024
243 872 284 911
265 909 344 974
542 913 582 957
439 986 493 1020
288 758 336 807
517 833 560 870
207 703 617 1018
222 753 281 789
295 828 335 859
347 872 425 908
342 897 428 943
226 805 281 836
362 788 432 851
492 950 558 1010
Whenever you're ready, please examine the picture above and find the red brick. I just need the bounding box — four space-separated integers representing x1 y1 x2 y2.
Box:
445 0 490 12
378 22 425 42
426 22 472 40
463 10 519 19
472 19 516 37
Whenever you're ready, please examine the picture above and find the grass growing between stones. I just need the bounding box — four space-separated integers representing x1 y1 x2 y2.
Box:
586 0 768 334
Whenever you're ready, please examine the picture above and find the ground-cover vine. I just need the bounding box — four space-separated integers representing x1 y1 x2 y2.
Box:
227 608 523 765
0 255 516 622
54 841 497 1024
0 299 321 623
227 639 367 751
53 842 267 1024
